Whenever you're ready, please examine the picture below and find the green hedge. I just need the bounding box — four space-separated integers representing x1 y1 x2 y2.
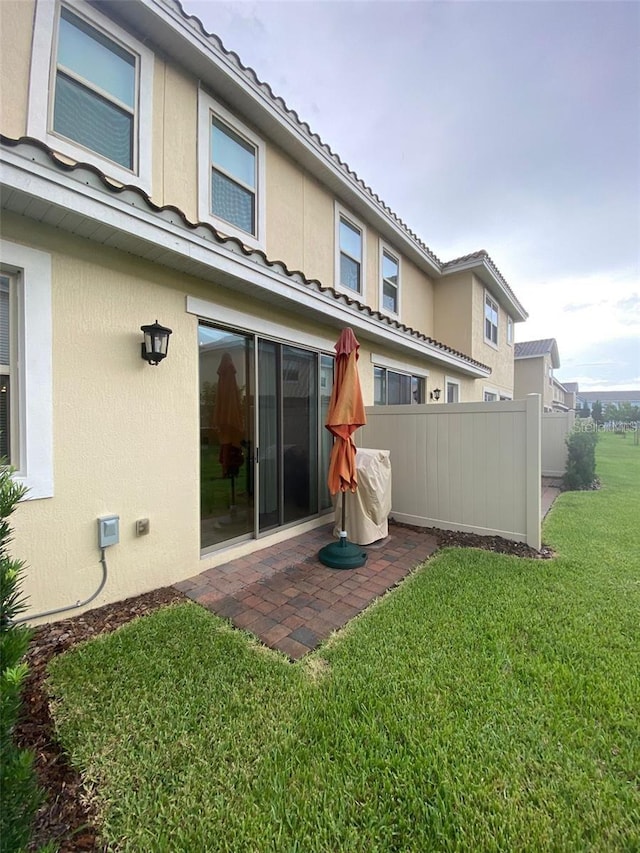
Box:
564 429 598 490
0 467 41 853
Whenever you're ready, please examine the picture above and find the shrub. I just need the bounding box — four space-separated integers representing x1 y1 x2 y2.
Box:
0 466 41 853
564 429 598 490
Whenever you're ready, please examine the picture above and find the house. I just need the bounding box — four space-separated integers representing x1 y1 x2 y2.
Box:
514 339 568 412
0 0 528 620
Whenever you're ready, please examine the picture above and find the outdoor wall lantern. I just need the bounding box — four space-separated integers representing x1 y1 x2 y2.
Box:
140 320 172 366
430 388 442 401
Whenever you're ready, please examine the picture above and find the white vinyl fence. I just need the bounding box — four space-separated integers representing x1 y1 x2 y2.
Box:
542 410 575 477
358 394 542 549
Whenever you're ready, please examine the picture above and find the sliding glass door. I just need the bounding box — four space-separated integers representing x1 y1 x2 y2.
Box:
200 323 335 550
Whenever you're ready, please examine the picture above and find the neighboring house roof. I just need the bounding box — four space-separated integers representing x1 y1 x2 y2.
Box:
514 339 560 368
0 134 491 376
577 390 640 405
100 0 528 323
562 382 579 393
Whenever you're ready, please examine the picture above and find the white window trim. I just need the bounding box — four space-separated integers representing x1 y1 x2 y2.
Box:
0 241 53 500
484 290 499 349
507 315 514 346
483 386 499 402
198 90 266 250
379 241 400 318
334 202 366 298
27 0 154 193
370 353 429 378
445 376 461 403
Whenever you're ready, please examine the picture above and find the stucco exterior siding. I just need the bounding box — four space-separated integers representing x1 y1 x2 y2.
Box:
0 0 34 139
433 273 473 354
399 258 434 335
152 59 199 215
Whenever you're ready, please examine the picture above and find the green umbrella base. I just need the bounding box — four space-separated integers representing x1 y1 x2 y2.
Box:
318 536 368 570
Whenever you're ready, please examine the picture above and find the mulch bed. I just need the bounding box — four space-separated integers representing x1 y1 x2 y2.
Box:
15 528 553 851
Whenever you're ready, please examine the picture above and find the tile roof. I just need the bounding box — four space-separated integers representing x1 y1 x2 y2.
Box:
1 134 491 375
441 250 526 317
514 339 558 359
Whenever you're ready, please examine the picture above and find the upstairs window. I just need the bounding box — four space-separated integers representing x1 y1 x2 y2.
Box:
507 315 514 345
484 293 499 346
198 93 266 249
380 246 399 315
335 205 365 296
211 118 257 236
28 0 153 191
54 8 136 169
339 217 363 292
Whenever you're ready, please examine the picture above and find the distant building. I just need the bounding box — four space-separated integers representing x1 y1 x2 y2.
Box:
514 339 575 411
577 390 640 409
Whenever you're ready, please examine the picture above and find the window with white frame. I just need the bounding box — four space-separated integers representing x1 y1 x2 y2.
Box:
27 0 154 191
374 367 424 405
507 315 514 345
380 245 399 315
0 241 53 499
484 390 498 402
198 93 266 248
0 275 16 463
335 207 365 295
446 380 460 403
484 292 499 346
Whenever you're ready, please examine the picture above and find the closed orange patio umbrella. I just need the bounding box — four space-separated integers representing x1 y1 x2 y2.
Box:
319 328 368 569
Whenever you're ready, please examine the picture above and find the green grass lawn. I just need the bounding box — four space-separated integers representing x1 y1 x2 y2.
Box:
48 433 640 851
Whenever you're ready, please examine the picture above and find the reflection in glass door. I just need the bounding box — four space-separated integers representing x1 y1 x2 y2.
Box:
199 324 254 550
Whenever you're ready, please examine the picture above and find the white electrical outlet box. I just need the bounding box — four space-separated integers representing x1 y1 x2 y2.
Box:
98 515 120 548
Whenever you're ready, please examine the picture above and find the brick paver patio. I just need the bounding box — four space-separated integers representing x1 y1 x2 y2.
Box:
174 523 438 660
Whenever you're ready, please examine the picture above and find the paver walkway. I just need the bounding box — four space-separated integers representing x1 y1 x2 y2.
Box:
175 523 438 660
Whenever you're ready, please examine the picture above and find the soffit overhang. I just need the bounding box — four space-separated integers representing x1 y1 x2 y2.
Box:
0 138 491 377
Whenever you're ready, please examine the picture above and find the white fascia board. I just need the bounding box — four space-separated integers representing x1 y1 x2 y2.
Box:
0 147 488 377
135 0 442 278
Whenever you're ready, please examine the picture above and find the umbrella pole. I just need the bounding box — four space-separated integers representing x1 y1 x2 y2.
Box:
341 489 347 534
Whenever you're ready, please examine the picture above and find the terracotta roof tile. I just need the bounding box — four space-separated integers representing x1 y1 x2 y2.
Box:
1 134 491 374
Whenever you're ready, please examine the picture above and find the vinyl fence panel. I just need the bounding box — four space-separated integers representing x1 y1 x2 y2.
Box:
359 394 542 549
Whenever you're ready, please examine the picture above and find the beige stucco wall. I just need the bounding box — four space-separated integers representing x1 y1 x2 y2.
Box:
399 257 434 335
433 274 473 355
2 0 468 357
0 0 34 138
514 356 554 410
152 59 198 214
5 212 451 622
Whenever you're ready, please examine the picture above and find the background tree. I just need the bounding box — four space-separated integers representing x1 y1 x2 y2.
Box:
591 400 603 425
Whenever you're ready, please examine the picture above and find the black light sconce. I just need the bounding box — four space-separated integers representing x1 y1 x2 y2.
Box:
140 320 172 366
430 388 441 401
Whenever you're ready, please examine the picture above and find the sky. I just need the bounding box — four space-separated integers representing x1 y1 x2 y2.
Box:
183 0 640 390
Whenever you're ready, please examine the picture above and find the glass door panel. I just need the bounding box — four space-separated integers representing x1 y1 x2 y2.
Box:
283 346 318 523
258 339 280 533
199 324 254 549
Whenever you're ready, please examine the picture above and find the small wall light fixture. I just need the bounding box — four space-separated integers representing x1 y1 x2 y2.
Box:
430 387 441 401
140 320 172 366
